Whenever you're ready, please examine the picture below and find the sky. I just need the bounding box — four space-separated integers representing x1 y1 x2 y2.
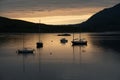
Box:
0 0 119 25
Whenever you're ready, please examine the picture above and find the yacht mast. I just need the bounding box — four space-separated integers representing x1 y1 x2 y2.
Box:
73 33 74 41
39 20 41 42
23 33 24 48
79 32 81 40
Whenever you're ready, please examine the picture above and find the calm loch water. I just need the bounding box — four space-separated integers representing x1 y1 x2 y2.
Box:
0 33 120 80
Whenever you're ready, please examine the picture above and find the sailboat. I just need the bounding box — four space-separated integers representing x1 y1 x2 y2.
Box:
36 20 43 48
71 32 87 45
17 34 35 54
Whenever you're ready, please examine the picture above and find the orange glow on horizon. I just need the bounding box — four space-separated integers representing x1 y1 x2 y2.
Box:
1 7 103 25
1 7 102 17
16 15 92 25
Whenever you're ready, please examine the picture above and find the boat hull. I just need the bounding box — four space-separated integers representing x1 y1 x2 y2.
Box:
17 49 34 54
72 41 87 46
61 40 68 43
36 42 43 48
60 38 68 43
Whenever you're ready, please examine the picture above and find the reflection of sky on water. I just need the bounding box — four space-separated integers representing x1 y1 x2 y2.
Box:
0 33 120 80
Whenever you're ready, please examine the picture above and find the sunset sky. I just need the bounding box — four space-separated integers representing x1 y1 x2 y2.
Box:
0 0 119 25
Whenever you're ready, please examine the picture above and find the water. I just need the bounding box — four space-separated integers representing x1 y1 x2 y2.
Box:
0 33 120 80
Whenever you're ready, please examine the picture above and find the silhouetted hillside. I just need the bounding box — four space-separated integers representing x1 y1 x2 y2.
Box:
0 16 38 32
81 3 120 32
0 16 78 33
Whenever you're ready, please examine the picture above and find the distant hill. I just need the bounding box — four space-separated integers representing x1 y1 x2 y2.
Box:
0 16 77 33
80 3 120 32
0 16 38 32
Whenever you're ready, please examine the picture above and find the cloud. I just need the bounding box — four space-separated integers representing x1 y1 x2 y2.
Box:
0 0 119 11
0 0 119 18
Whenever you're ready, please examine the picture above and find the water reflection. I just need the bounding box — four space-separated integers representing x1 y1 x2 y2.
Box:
89 33 120 53
17 52 34 72
36 48 42 72
0 33 120 80
72 45 87 64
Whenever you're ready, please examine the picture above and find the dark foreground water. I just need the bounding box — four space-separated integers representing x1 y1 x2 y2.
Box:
0 33 120 80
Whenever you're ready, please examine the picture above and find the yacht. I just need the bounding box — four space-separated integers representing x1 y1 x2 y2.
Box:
72 33 87 46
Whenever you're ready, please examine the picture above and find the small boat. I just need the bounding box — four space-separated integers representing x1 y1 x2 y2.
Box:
57 33 71 36
17 48 35 54
17 33 35 54
36 42 43 48
60 38 68 43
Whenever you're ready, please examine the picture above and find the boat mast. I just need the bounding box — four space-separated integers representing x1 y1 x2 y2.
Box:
79 27 81 40
79 32 81 40
23 33 24 49
73 33 74 41
39 20 41 42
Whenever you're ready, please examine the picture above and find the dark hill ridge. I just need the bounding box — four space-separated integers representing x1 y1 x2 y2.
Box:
0 16 77 33
0 16 38 32
81 3 120 32
0 3 120 32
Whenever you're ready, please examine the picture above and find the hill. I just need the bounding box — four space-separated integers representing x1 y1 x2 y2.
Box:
80 3 120 32
0 16 78 33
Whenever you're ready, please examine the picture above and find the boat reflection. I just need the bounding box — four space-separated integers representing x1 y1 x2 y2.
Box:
17 52 34 72
37 48 42 72
72 45 87 63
